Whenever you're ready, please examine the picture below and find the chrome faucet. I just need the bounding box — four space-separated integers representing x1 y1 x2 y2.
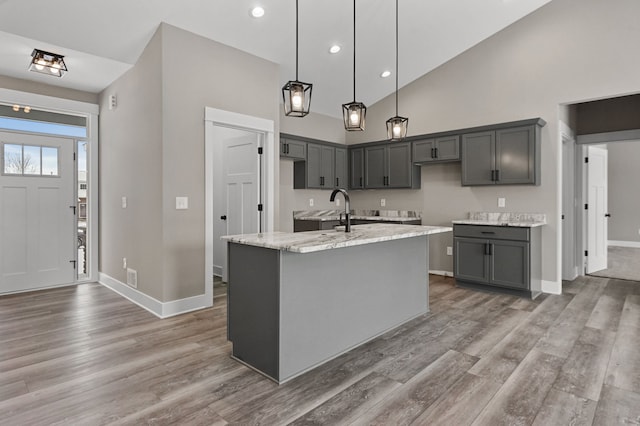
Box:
330 188 351 232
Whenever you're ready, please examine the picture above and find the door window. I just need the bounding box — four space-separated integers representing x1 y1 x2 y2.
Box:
2 143 59 177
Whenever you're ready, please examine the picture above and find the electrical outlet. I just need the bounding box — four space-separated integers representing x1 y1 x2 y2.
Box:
498 197 506 208
335 198 340 206
446 246 453 256
122 257 127 269
309 198 314 207
121 196 127 209
175 196 189 210
381 198 386 207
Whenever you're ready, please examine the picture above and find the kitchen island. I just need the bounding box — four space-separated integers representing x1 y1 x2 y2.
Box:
222 223 451 383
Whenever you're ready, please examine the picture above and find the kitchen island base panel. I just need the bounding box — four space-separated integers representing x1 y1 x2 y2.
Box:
227 236 429 384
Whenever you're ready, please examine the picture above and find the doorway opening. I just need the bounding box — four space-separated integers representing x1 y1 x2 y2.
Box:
562 93 640 284
0 99 96 294
204 108 275 292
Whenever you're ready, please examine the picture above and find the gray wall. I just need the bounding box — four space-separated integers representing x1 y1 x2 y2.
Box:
608 140 640 243
99 23 280 302
279 110 346 232
337 0 640 285
98 27 165 300
0 75 98 104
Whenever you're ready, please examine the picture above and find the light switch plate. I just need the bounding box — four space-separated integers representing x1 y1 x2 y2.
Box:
498 197 506 208
381 198 386 207
309 198 314 207
121 196 127 209
176 196 189 210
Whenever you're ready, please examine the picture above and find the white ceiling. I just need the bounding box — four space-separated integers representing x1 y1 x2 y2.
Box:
0 0 552 118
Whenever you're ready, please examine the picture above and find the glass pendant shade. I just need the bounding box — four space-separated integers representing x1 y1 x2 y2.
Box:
386 115 408 140
283 80 312 117
29 49 67 77
342 101 366 131
283 0 312 117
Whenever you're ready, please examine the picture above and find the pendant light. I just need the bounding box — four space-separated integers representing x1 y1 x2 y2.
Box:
386 0 408 140
282 0 312 117
342 0 366 131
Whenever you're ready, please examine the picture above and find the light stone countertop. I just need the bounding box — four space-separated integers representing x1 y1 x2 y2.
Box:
452 212 546 228
293 210 422 222
222 223 451 253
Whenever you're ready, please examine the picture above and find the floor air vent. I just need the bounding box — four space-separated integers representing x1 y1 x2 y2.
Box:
126 268 138 288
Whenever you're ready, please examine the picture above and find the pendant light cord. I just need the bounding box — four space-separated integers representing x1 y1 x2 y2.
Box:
295 0 299 81
395 0 399 116
353 0 356 102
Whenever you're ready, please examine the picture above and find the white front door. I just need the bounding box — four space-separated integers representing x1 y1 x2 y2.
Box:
0 131 75 293
586 145 608 274
211 126 261 282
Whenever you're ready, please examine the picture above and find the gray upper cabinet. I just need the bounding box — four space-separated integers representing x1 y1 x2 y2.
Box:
364 142 417 189
280 138 306 160
413 135 460 163
461 123 541 186
306 143 335 189
349 148 364 189
335 147 348 189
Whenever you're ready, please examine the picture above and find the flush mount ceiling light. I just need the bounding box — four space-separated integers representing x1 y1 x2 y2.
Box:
282 0 312 117
29 49 67 77
329 44 341 54
251 6 265 18
342 0 366 131
386 0 408 141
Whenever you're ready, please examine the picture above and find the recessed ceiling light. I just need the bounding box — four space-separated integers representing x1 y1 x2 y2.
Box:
251 6 265 18
380 70 392 78
329 45 341 54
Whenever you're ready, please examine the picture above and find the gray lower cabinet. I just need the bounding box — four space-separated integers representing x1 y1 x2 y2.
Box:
280 138 306 160
306 143 335 189
349 148 364 189
364 142 418 189
413 135 460 163
461 124 541 186
453 224 541 298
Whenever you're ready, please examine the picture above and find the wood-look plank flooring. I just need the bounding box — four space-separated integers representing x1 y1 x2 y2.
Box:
1 275 639 425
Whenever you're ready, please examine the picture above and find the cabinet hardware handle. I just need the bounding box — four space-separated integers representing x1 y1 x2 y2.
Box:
484 243 490 255
220 215 227 220
321 176 324 186
491 170 495 181
431 147 435 158
336 177 339 187
359 177 363 187
495 169 500 181
435 147 439 158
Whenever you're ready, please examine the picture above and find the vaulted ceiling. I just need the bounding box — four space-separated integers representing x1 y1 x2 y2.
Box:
0 0 552 117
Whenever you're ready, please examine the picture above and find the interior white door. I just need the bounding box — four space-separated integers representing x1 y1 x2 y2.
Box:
0 131 75 293
211 127 261 282
586 145 608 274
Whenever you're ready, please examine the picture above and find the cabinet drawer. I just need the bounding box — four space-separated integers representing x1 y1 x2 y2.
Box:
453 224 530 241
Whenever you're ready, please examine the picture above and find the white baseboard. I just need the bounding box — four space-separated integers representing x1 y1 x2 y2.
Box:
99 272 212 319
608 240 640 248
429 270 454 277
542 280 562 295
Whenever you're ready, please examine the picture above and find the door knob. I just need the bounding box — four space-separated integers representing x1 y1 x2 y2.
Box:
605 213 611 218
220 215 227 220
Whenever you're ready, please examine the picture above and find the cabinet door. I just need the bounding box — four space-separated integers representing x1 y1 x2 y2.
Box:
349 148 365 189
413 139 436 163
335 148 348 188
495 125 536 185
388 142 412 187
454 237 490 283
280 138 306 160
434 135 460 161
461 131 495 186
489 240 529 289
306 143 323 188
364 146 387 189
320 145 335 188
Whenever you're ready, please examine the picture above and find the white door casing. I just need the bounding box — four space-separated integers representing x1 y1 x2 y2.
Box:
586 145 608 273
0 131 75 293
205 107 275 290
